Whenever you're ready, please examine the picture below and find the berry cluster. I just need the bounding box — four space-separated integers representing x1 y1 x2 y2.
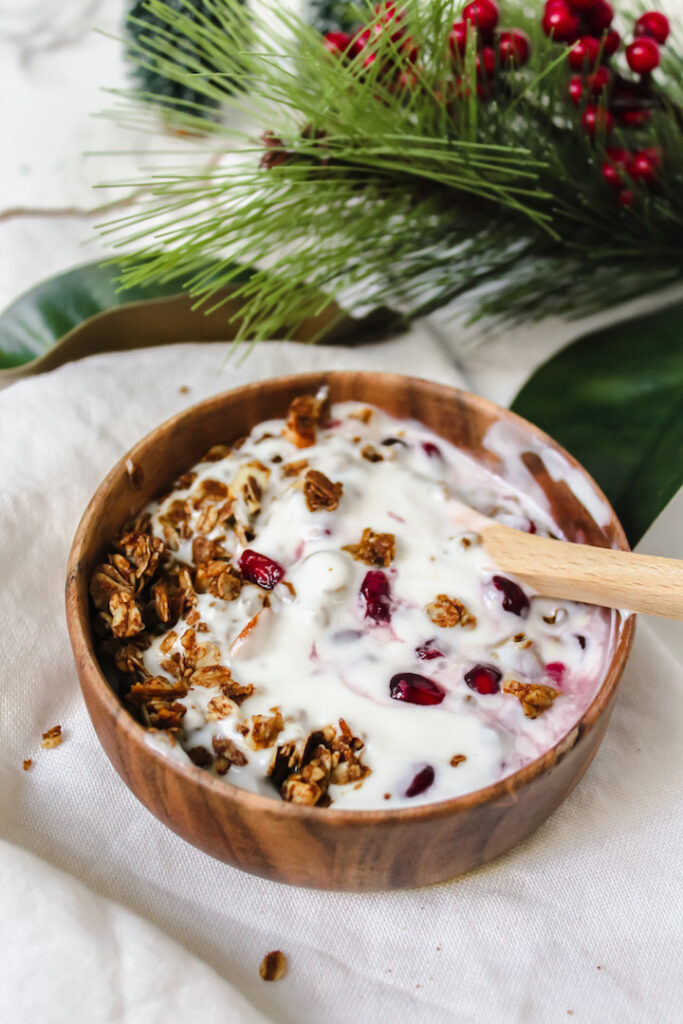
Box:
323 1 531 100
543 3 671 205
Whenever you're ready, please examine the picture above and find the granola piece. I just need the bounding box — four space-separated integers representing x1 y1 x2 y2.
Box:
426 594 476 629
503 678 560 719
188 746 214 768
349 407 373 423
250 711 284 750
207 694 236 721
342 528 395 567
195 560 242 601
259 951 288 982
281 775 324 805
41 725 62 750
159 631 178 655
361 444 383 463
174 470 197 490
89 563 133 611
450 754 467 767
192 478 229 506
192 536 228 564
223 679 255 704
281 459 308 478
190 664 233 689
114 643 148 677
109 590 144 638
212 735 249 775
22 759 32 771
283 393 328 448
127 677 189 703
303 470 343 512
200 444 232 463
195 504 219 535
230 461 271 517
145 700 186 730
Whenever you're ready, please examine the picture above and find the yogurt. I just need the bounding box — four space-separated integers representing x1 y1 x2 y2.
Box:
100 392 618 809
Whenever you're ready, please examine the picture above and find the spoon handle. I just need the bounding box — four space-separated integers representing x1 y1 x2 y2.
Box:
482 524 683 621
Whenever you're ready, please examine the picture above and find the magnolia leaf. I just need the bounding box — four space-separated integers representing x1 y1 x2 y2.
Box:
512 302 683 546
0 261 403 382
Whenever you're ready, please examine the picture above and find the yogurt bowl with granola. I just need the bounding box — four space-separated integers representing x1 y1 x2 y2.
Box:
67 372 634 890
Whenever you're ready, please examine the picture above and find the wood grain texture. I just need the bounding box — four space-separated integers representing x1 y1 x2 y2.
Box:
65 372 635 891
483 524 683 620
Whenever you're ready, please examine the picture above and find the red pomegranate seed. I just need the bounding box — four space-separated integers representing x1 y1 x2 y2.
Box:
405 764 435 797
546 661 566 685
421 441 442 458
492 575 530 616
239 549 284 590
464 663 502 695
390 672 446 705
361 570 392 623
416 640 444 661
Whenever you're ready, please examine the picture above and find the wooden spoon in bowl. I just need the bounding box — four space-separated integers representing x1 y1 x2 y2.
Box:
454 500 683 621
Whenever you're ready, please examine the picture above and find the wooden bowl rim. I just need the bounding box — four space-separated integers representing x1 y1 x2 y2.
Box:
66 371 635 827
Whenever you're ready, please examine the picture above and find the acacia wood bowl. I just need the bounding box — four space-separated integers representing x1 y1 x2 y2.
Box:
65 372 635 891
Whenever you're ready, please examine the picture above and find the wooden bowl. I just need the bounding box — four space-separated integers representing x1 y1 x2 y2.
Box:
65 372 635 891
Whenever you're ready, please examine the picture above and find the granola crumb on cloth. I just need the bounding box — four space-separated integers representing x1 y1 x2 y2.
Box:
41 726 62 750
259 950 287 982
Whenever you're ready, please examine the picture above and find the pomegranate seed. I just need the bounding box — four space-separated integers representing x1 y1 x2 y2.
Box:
635 12 670 45
498 29 530 67
416 640 444 661
405 765 435 797
546 661 566 685
492 575 530 616
527 520 537 534
462 0 499 33
628 150 658 184
464 663 502 695
361 570 392 623
626 38 660 74
568 75 583 105
421 441 442 458
390 672 446 705
239 549 284 590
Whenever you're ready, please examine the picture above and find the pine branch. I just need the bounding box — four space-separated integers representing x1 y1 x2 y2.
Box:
99 0 683 337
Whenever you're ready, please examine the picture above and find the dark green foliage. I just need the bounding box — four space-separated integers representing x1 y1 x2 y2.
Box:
307 1 362 35
126 0 245 115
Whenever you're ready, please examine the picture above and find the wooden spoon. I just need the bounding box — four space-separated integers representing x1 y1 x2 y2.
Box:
455 501 683 621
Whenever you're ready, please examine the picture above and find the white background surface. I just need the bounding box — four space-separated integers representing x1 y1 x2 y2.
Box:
0 2 681 1022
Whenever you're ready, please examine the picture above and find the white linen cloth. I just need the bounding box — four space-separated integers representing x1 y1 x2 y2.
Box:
1 331 681 1024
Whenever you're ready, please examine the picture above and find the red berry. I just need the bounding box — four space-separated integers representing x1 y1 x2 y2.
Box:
566 0 601 7
585 0 614 34
349 28 372 58
498 29 531 67
568 75 583 104
361 570 392 623
627 150 658 184
476 46 496 76
618 108 652 126
239 549 284 589
463 0 499 32
606 146 629 165
492 575 530 616
619 189 636 208
587 66 610 93
602 160 623 189
464 663 502 695
581 104 614 135
602 29 620 55
323 32 352 56
405 765 435 797
569 36 601 69
416 640 444 661
390 672 446 705
449 20 472 56
542 5 580 43
626 38 660 74
421 441 442 458
635 12 670 45
641 145 662 169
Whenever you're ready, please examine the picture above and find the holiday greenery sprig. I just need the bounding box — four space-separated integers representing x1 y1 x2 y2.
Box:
100 0 683 341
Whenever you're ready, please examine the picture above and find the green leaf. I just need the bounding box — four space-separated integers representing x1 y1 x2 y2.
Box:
0 260 241 371
512 302 683 546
